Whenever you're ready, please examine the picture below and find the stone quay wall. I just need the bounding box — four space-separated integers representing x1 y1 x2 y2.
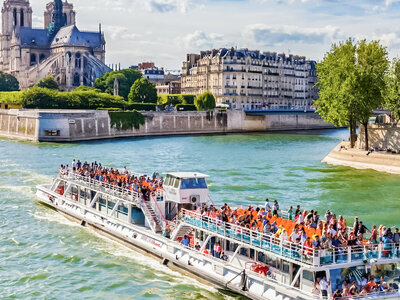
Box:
0 109 334 142
357 124 400 152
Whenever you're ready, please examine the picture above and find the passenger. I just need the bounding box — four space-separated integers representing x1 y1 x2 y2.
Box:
319 276 330 299
288 206 293 221
214 242 222 258
194 241 201 251
265 198 271 211
181 235 190 247
272 200 279 217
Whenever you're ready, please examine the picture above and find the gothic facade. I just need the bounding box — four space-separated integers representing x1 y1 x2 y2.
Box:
0 0 111 90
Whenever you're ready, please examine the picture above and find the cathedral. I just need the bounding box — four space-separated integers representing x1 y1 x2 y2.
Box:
0 0 111 90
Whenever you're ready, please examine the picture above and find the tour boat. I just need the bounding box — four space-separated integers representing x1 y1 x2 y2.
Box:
36 169 400 300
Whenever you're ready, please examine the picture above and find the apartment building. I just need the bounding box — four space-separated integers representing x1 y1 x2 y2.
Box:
181 48 318 109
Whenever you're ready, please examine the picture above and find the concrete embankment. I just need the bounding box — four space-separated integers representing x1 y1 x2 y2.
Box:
0 109 334 142
323 142 400 174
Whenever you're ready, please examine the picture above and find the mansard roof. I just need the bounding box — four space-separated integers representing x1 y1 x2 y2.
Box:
51 24 102 48
19 27 49 48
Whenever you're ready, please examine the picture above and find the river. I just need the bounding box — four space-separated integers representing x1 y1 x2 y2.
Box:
1 129 399 299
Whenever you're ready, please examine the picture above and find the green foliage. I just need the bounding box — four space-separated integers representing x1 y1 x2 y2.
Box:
0 72 19 91
128 78 157 103
74 86 101 93
194 91 216 111
126 102 157 111
36 76 59 90
21 87 127 109
316 39 389 148
157 94 196 106
95 69 142 99
385 58 400 121
97 107 123 112
0 91 23 104
175 104 197 111
109 111 146 130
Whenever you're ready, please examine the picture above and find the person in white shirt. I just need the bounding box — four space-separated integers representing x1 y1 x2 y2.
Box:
265 198 271 211
290 228 300 244
319 276 330 299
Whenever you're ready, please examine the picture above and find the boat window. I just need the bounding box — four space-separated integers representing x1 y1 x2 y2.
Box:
164 175 171 186
303 270 314 282
180 178 207 189
118 205 128 215
173 178 180 188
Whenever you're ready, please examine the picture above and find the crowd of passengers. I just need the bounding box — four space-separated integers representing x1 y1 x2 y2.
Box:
59 160 164 201
314 274 399 299
193 199 400 254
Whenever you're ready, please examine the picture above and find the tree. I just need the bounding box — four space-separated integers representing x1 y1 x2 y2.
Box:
36 76 59 90
316 39 389 149
355 40 389 150
194 91 216 111
128 78 157 103
0 72 19 91
385 58 400 121
95 69 142 99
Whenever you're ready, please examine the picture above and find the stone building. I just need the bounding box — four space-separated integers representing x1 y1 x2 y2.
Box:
0 0 110 90
181 48 318 109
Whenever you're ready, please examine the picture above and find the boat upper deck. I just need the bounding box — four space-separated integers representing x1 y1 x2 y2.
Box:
179 209 400 268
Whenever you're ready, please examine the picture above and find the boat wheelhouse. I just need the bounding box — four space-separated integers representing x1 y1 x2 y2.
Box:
36 168 400 300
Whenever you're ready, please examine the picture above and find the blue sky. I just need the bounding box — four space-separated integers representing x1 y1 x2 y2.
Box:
27 0 400 71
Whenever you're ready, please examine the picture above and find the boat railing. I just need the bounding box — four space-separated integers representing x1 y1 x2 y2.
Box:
58 172 141 205
140 198 159 233
179 209 400 267
149 193 167 230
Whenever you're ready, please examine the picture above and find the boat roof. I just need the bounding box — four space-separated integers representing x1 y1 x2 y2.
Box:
166 172 209 179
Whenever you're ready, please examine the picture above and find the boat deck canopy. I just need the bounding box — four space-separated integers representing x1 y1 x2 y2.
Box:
166 172 209 179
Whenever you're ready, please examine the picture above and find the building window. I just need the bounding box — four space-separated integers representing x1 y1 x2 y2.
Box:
30 53 37 66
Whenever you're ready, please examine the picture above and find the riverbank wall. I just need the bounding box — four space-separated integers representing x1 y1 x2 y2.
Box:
0 109 334 142
322 141 400 174
357 124 400 152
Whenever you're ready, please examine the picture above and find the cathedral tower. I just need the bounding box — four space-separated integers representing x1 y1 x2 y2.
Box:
1 0 32 70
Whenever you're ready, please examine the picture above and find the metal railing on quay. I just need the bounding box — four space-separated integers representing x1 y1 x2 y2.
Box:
178 209 400 267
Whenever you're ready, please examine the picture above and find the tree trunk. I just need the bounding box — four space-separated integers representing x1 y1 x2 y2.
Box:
363 122 369 151
349 118 357 148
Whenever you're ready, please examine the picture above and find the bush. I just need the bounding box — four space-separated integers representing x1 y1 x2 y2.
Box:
36 76 59 90
97 107 123 112
126 102 157 111
109 110 146 130
157 94 196 106
21 87 127 109
175 104 197 111
0 91 23 104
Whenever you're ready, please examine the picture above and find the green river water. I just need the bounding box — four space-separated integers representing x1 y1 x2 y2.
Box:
1 129 399 299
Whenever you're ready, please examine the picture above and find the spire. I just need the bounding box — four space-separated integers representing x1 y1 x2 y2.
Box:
48 0 63 40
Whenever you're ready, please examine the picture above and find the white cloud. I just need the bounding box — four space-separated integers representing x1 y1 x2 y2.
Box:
179 30 224 50
243 24 342 47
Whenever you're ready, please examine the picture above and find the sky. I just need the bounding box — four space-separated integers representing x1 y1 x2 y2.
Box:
23 0 400 71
